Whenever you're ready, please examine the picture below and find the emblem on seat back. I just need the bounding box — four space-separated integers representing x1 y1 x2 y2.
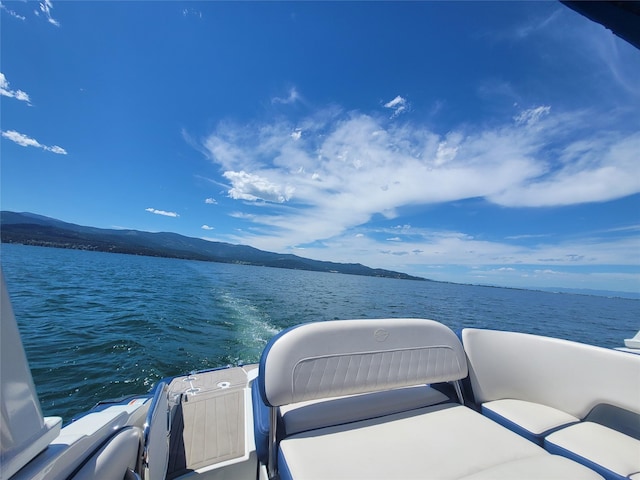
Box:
374 328 389 342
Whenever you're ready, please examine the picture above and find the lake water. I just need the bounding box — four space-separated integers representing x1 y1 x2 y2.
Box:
2 243 639 422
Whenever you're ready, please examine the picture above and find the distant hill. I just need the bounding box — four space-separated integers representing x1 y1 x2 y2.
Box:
0 211 425 281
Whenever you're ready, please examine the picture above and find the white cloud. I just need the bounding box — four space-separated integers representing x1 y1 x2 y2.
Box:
513 105 550 126
205 197 217 204
182 8 202 19
1 130 67 154
201 225 214 230
488 130 640 207
0 73 31 104
512 9 562 40
223 170 294 203
49 145 67 155
36 0 59 27
272 87 300 105
384 95 408 118
145 208 179 217
201 102 640 267
295 225 640 275
0 3 26 21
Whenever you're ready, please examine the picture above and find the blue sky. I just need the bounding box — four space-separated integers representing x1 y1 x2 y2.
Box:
1 1 639 294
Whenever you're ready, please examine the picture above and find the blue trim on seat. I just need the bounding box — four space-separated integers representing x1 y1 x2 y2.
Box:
251 381 270 465
482 405 544 445
544 438 628 480
278 447 293 480
481 405 579 446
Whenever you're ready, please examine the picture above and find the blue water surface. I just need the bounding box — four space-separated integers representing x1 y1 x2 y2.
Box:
2 243 638 421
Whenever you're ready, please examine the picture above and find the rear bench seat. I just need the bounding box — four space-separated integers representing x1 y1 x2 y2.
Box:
256 318 603 479
461 328 640 480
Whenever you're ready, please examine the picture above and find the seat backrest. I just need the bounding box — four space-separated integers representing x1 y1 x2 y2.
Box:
462 328 640 418
70 426 142 480
259 318 467 408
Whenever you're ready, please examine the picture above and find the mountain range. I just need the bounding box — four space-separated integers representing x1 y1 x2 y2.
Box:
0 211 425 281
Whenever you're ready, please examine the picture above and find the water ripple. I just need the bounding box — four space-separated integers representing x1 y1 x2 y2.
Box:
2 244 639 422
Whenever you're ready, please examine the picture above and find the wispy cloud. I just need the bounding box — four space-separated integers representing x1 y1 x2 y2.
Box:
205 197 217 204
384 95 408 118
272 87 300 105
145 208 179 218
0 2 26 21
35 0 60 27
182 8 202 19
512 8 562 40
513 105 550 126
0 73 31 104
1 130 67 154
201 225 214 230
201 101 639 258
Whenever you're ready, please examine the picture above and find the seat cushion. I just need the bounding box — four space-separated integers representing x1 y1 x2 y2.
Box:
280 384 449 436
545 421 640 480
459 455 603 480
482 399 579 444
278 404 602 480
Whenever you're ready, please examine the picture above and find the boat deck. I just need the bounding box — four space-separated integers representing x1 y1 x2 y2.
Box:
166 365 257 479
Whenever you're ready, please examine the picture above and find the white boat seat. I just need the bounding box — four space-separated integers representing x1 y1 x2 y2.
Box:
278 404 603 479
481 398 579 444
545 422 640 480
258 318 469 478
70 426 142 480
259 319 604 480
461 328 640 422
461 328 640 479
279 384 449 437
253 382 450 466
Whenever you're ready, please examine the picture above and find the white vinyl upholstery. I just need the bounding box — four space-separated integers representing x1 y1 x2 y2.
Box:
71 427 141 480
280 384 449 436
462 328 640 479
260 318 468 407
458 455 603 480
461 329 640 419
260 319 606 480
279 404 602 480
545 422 640 479
482 399 579 438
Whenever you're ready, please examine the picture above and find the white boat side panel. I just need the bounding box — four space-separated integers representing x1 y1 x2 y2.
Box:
12 409 135 480
462 328 640 419
0 272 63 480
625 331 640 349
